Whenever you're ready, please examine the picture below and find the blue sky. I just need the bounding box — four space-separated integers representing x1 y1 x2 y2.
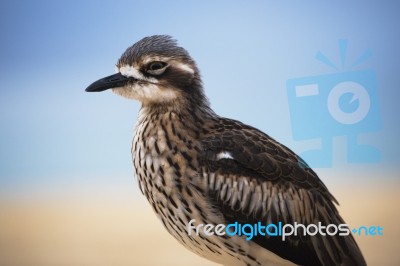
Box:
0 1 399 199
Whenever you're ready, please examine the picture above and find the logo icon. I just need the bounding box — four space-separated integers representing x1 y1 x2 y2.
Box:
287 40 381 167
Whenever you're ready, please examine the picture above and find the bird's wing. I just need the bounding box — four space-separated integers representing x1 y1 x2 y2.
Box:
199 118 366 266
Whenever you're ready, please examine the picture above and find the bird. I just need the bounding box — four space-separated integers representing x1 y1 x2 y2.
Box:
85 35 367 266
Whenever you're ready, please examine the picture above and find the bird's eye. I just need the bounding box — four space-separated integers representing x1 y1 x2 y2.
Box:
147 61 167 75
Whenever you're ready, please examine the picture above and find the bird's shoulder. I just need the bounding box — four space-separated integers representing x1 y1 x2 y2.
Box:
199 116 331 193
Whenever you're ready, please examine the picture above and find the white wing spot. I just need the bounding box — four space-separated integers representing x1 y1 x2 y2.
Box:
216 151 234 160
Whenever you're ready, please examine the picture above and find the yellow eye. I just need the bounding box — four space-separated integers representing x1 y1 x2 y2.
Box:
147 61 167 75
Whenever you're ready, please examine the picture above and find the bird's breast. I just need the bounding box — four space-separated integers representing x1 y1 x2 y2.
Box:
131 110 206 219
131 110 252 265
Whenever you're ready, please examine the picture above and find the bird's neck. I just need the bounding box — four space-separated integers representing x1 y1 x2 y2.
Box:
134 102 216 171
140 95 215 122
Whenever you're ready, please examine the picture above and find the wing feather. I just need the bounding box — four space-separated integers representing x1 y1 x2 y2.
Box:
199 118 366 266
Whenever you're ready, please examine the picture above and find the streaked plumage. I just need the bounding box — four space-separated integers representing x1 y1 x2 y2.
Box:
86 35 366 266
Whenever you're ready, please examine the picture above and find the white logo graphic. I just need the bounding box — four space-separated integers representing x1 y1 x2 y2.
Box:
327 81 371 125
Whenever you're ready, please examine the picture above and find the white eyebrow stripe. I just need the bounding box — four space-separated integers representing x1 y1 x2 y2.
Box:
142 56 168 64
118 65 158 83
176 63 194 74
216 151 234 160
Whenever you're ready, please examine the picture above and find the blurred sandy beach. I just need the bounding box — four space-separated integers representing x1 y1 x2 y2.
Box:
0 179 399 266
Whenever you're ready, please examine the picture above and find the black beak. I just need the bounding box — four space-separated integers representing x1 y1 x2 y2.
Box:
85 73 135 92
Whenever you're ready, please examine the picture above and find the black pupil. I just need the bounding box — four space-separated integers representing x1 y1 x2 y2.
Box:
150 62 164 70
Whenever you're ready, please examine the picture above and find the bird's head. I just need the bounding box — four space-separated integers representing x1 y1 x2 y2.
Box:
86 35 207 110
